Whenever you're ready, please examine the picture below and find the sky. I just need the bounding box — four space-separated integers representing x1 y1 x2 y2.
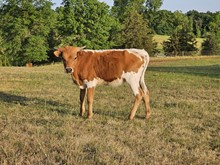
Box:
52 0 220 13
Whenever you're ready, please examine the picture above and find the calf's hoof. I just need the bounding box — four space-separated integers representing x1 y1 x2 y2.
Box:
87 115 93 119
145 113 151 120
128 115 134 120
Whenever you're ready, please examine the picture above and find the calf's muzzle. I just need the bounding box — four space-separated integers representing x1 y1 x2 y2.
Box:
66 67 73 73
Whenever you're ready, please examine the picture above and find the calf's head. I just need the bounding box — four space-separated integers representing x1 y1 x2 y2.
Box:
54 46 84 73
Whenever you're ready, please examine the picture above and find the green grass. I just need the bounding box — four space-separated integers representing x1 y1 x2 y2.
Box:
153 35 170 50
0 57 220 164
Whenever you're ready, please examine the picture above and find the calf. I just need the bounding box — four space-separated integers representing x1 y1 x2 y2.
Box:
54 46 150 119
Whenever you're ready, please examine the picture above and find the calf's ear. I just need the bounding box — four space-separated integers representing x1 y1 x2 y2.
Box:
80 46 86 50
54 50 61 57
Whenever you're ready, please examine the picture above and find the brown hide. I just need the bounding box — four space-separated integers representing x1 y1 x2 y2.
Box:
75 50 144 83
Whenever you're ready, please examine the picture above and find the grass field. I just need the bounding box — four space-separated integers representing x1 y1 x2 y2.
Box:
0 56 220 164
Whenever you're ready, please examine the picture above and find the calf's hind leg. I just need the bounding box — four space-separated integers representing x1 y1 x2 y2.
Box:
128 79 151 120
140 77 151 119
142 89 151 119
129 90 143 120
128 79 143 120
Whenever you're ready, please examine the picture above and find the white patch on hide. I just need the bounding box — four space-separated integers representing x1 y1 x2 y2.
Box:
121 66 145 96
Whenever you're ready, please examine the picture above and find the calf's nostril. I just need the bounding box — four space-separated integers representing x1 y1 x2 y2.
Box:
66 67 73 73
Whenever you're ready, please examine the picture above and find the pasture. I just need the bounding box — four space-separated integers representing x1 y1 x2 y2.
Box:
0 56 220 164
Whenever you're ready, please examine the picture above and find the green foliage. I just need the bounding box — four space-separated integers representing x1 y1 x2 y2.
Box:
112 0 145 19
0 32 10 66
151 10 190 35
186 10 214 37
111 0 157 54
151 10 173 35
162 11 198 56
144 0 163 31
1 0 220 66
201 13 220 55
202 34 220 55
23 36 48 63
56 0 77 43
209 14 220 33
152 9 217 38
57 0 116 49
145 0 163 12
121 10 156 55
111 0 131 21
172 11 191 32
0 0 56 66
163 28 198 56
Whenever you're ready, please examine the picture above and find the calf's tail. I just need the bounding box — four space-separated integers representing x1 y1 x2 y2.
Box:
139 51 150 94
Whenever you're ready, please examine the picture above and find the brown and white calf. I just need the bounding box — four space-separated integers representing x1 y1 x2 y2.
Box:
54 46 150 119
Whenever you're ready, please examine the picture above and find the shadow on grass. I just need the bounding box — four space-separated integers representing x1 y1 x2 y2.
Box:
0 92 150 120
0 92 78 116
94 108 128 120
94 105 149 121
149 65 220 78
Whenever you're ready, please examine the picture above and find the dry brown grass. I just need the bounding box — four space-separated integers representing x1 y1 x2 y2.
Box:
0 57 220 164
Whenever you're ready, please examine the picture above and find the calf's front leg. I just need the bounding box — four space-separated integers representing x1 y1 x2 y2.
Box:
87 87 95 119
80 89 86 116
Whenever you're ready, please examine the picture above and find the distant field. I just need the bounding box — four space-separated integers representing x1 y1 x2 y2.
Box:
0 56 220 164
153 35 169 50
154 35 204 52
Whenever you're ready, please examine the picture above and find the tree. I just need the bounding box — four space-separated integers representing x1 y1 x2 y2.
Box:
112 0 145 22
111 0 157 54
162 10 198 56
209 12 220 40
144 0 163 31
163 27 198 56
56 0 78 45
172 11 191 32
0 31 10 66
151 10 174 35
201 34 220 55
145 0 162 12
111 0 131 21
201 12 220 55
121 10 156 55
111 0 148 48
57 0 116 49
0 0 56 66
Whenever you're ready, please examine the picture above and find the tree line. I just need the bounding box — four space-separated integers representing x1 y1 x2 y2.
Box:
0 0 220 66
